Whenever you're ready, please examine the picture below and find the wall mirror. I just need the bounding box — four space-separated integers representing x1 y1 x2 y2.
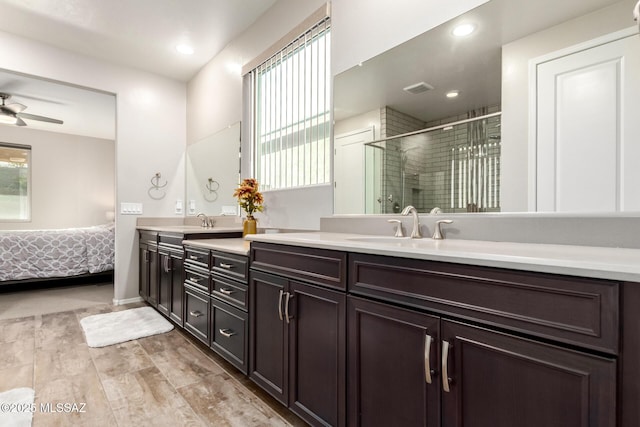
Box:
185 122 241 216
333 0 638 214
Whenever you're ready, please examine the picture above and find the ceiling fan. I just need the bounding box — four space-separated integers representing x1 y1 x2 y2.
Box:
0 93 63 126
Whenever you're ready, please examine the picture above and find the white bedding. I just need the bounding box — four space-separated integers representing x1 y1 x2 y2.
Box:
0 223 114 282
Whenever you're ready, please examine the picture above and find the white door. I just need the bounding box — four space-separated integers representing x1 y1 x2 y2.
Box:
334 127 375 214
533 30 640 212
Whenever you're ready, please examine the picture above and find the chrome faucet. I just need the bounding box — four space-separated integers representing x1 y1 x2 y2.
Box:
432 219 453 240
401 205 422 238
196 213 208 227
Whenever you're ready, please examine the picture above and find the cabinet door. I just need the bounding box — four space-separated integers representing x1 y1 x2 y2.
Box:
169 252 184 325
288 281 346 427
138 245 149 300
441 320 616 427
157 251 171 316
249 271 288 405
348 296 441 427
147 245 159 307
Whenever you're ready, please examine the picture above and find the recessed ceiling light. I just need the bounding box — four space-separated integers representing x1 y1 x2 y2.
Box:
452 23 475 37
176 44 194 55
446 90 460 98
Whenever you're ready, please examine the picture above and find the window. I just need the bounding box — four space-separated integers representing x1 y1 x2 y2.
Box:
0 143 31 221
251 18 331 190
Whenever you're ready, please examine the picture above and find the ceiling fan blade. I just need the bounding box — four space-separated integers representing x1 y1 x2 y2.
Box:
15 117 27 126
4 103 27 114
17 112 63 125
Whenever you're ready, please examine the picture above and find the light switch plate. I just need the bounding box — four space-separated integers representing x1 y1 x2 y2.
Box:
120 202 143 215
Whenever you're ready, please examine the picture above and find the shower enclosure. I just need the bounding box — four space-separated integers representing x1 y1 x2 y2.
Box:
365 112 501 213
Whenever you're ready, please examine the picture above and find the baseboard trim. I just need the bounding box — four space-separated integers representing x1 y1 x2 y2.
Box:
113 296 143 306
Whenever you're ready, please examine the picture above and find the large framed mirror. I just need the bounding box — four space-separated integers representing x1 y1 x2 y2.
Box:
185 122 241 216
333 0 639 214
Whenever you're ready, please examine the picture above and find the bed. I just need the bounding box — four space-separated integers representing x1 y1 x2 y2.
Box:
0 223 114 283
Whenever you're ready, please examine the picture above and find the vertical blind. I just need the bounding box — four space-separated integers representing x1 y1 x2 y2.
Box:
251 18 331 190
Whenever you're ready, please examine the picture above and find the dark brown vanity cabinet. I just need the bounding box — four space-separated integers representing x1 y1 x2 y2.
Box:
210 250 249 374
157 234 185 325
250 243 347 427
348 253 619 427
138 231 158 306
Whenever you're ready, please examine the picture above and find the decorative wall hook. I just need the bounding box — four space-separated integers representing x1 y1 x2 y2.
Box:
148 172 167 200
204 177 219 202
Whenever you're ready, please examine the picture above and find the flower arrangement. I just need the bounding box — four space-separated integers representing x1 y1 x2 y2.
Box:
233 178 264 218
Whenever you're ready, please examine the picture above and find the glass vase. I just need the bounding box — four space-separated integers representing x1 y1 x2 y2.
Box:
243 215 257 237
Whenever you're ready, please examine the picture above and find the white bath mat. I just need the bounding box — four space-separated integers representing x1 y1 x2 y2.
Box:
0 387 35 427
80 306 174 348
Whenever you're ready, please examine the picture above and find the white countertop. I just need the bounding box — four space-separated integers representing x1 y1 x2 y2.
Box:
184 238 250 256
246 232 640 282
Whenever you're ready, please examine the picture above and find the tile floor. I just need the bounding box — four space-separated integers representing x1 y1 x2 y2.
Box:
0 300 306 426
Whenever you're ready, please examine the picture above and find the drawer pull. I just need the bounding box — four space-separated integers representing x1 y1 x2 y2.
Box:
189 277 201 283
442 340 451 393
424 334 433 384
189 255 199 260
284 292 293 324
278 290 284 321
219 288 234 295
219 262 234 269
219 328 236 338
189 310 203 318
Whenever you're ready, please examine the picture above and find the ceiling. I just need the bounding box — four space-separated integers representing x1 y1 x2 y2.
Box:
0 0 277 82
0 0 278 139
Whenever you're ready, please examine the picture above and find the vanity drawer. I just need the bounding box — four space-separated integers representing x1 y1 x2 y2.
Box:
184 285 210 345
184 266 209 293
212 275 247 311
349 253 619 354
158 233 184 249
211 298 248 374
139 231 158 246
185 246 210 269
251 242 347 291
211 250 248 283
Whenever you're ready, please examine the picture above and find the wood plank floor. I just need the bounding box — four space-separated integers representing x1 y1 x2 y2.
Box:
0 301 306 426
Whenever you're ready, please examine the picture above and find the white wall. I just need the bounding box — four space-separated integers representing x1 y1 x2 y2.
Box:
500 0 635 212
0 30 187 302
0 126 114 230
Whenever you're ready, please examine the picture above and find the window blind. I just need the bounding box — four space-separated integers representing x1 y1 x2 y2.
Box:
250 18 331 191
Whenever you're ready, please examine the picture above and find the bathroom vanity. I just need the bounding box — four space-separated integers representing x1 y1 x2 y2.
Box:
136 222 640 427
245 232 640 427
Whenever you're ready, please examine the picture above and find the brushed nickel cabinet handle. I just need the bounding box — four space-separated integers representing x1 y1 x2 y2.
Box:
219 328 236 338
425 334 433 384
189 277 200 283
189 255 198 260
189 310 203 318
284 292 293 324
278 289 284 321
442 340 451 392
220 262 234 269
219 288 234 295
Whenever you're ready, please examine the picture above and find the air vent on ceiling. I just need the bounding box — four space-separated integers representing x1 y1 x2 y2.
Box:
403 82 434 95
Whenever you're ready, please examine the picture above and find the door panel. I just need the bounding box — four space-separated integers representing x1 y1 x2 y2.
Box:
348 296 441 427
534 33 640 212
289 281 346 427
441 320 616 427
249 271 288 405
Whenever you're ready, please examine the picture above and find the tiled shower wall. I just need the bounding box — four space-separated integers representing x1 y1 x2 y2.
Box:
374 106 501 213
